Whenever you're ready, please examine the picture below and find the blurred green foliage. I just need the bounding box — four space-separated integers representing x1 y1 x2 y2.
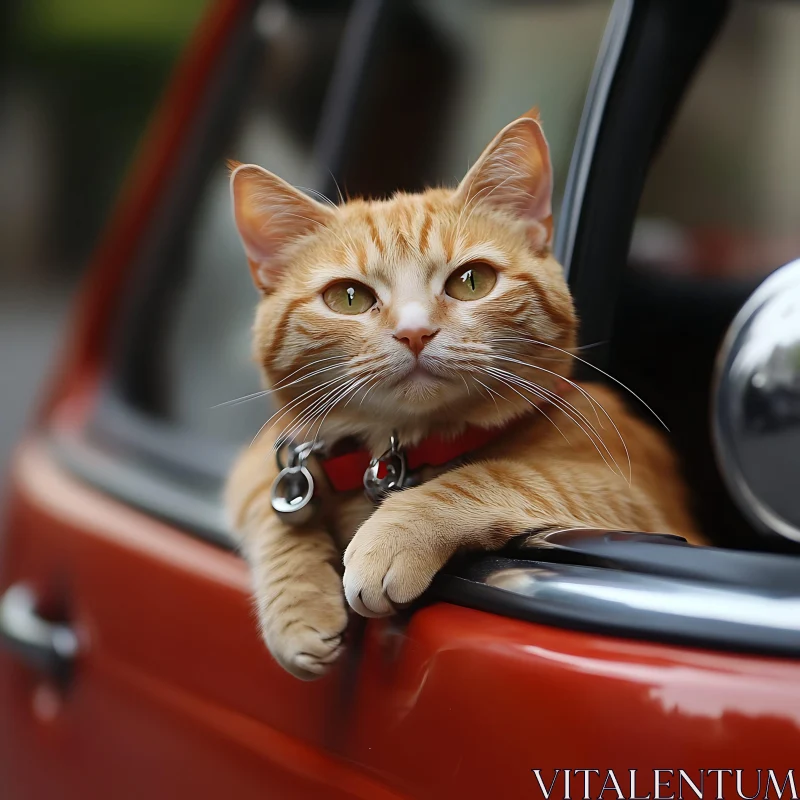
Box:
17 0 208 48
8 0 208 272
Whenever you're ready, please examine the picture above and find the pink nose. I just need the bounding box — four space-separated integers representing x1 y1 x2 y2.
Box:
393 325 439 356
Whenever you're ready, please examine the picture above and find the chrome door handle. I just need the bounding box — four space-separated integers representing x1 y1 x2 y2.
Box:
0 583 78 684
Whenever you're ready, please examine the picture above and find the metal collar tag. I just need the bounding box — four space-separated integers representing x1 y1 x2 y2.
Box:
363 433 407 505
270 432 409 523
270 440 322 525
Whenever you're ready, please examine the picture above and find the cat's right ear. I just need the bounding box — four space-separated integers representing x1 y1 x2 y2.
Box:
230 163 334 292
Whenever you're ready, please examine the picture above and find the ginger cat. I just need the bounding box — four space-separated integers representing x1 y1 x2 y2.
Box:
226 110 700 680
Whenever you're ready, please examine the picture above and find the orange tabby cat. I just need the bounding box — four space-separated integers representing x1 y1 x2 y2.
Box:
225 110 701 680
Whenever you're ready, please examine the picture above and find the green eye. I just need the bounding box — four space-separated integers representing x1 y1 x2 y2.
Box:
444 261 497 301
322 281 376 314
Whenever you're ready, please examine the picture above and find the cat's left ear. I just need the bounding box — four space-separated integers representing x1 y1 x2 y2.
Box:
454 108 553 248
230 163 335 292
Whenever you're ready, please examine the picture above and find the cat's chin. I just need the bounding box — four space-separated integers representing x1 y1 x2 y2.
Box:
405 363 441 384
395 370 445 400
386 370 473 416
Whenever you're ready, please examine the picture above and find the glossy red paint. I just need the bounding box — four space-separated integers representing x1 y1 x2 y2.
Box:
3 440 800 797
350 610 800 797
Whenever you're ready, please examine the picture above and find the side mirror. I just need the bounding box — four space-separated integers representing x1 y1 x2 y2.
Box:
714 258 800 543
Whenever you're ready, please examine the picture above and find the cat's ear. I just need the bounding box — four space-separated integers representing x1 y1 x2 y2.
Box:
454 108 553 247
230 163 334 291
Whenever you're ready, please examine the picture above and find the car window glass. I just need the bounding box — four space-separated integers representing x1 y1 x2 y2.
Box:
630 0 800 280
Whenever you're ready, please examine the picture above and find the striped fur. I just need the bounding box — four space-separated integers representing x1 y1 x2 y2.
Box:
226 111 701 679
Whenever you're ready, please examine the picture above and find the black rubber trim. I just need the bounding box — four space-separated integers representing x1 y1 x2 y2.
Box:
312 0 388 193
112 3 260 415
83 0 390 493
508 529 800 594
431 550 800 659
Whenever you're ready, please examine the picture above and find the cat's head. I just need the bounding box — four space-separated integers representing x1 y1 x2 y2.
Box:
231 110 577 447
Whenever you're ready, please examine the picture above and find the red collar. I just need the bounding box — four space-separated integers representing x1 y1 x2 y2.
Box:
317 378 573 494
319 424 505 493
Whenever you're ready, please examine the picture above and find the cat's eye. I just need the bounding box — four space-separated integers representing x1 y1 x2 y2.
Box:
322 281 377 314
444 261 497 301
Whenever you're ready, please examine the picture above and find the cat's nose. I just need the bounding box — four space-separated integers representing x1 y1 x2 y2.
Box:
394 326 439 356
393 302 439 356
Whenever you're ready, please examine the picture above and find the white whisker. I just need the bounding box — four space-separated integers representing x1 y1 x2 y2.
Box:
271 355 349 389
484 365 628 483
477 368 571 445
296 185 337 209
260 374 350 448
490 354 632 483
471 375 505 413
491 370 623 480
275 376 354 447
211 389 271 410
359 374 383 407
345 374 380 408
494 336 668 431
311 376 372 446
218 355 351 412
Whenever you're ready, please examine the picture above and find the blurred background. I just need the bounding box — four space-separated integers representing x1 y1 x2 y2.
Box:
0 0 207 483
1 0 800 480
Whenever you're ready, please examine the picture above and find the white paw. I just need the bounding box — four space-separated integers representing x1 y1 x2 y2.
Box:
342 516 451 618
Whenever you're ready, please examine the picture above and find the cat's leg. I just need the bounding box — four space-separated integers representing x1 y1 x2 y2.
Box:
239 513 348 680
342 458 659 617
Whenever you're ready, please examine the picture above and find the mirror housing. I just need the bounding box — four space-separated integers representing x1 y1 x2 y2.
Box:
714 259 800 543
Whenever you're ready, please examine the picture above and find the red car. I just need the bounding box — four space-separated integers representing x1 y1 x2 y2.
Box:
3 1 800 797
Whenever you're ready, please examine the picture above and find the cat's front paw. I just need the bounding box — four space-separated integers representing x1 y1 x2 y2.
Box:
342 508 454 617
259 564 349 680
266 618 346 681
